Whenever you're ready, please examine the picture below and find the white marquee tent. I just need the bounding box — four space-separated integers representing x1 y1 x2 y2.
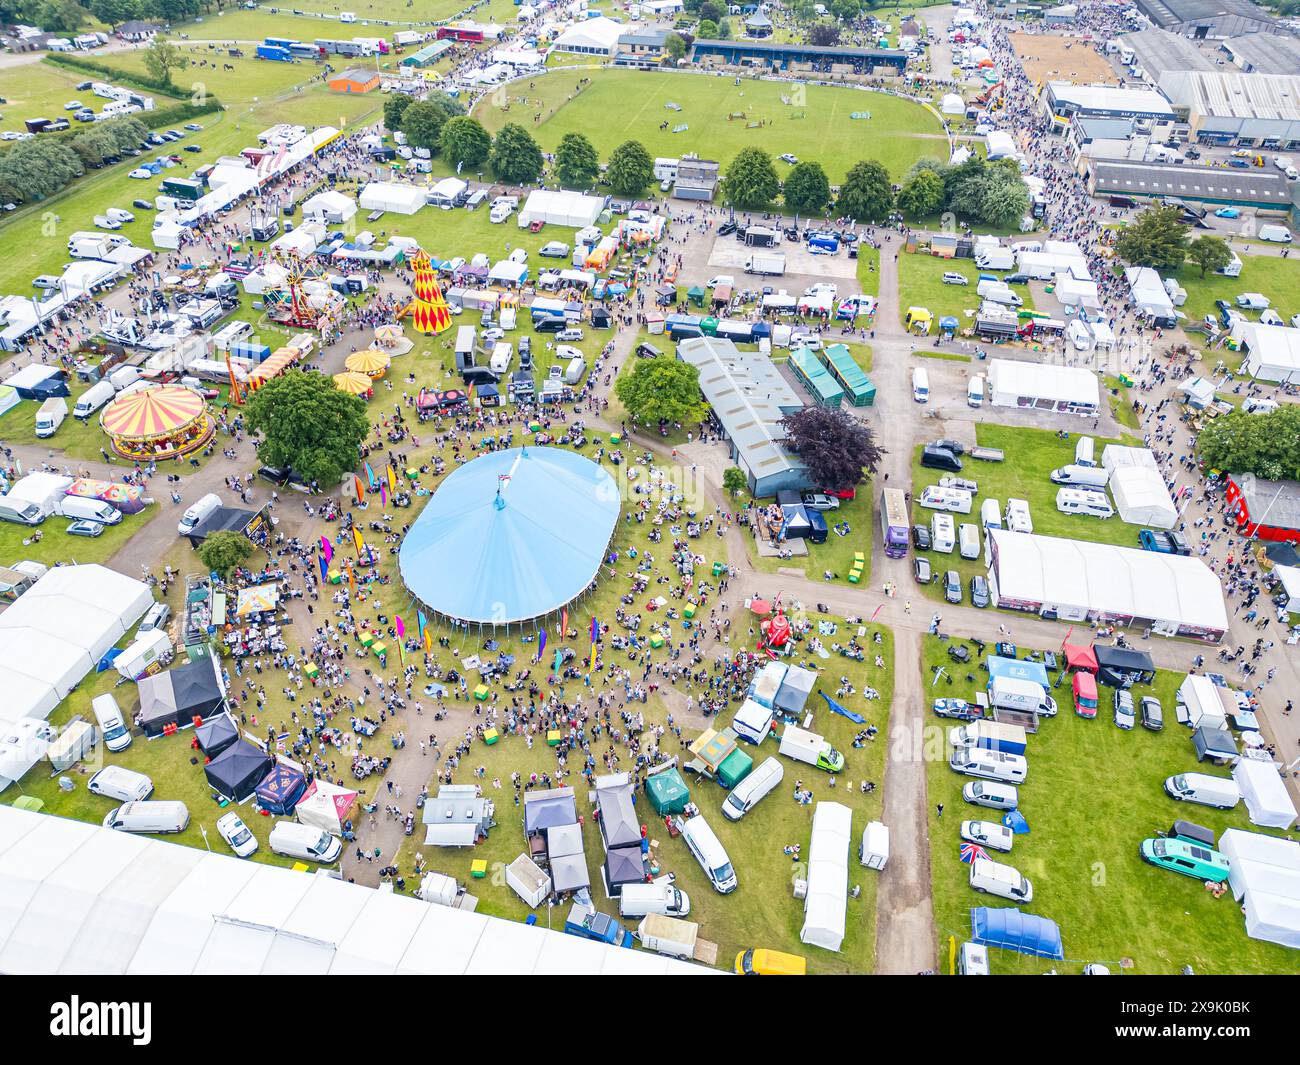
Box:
0 564 152 725
801 801 852 953
551 15 623 54
987 359 1100 413
1236 323 1300 384
302 189 358 224
0 805 708 974
1233 758 1297 830
1101 443 1159 475
358 182 427 216
1219 828 1300 950
517 189 605 229
1109 465 1177 528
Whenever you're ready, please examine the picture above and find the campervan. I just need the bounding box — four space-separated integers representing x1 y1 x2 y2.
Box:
722 756 784 821
969 856 1033 904
949 746 1028 783
680 814 737 893
1050 464 1108 488
1004 498 1032 533
178 493 221 536
1056 487 1114 519
489 342 512 375
930 512 955 554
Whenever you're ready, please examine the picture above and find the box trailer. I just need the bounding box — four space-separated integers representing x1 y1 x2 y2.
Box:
989 675 1047 713
745 253 785 276
636 914 699 959
947 721 1027 756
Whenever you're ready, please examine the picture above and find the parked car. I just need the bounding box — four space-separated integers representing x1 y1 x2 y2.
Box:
943 570 962 604
779 153 798 164
1140 696 1164 731
1139 838 1230 882
960 820 1014 852
184 122 203 131
970 574 990 608
718 221 737 236
184 143 202 152
216 812 258 857
1214 207 1240 219
1113 688 1135 730
933 438 966 455
914 556 933 584
1002 273 1029 285
539 240 569 257
132 198 154 210
942 272 969 285
912 524 931 550
138 602 171 633
800 492 839 511
556 327 584 342
66 519 104 537
933 698 977 720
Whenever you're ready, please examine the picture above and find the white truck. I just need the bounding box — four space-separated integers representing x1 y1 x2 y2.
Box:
34 397 67 438
745 253 785 276
778 725 844 772
394 29 424 46
989 675 1049 714
73 380 115 419
636 914 699 959
67 232 123 259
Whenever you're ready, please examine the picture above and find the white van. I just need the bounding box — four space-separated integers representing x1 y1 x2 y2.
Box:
57 496 122 524
1004 498 1032 533
967 374 984 407
107 365 141 391
1164 772 1241 809
563 356 587 386
980 498 1002 530
88 765 154 802
912 367 929 403
91 693 133 753
269 821 343 864
340 10 357 21
1050 464 1109 488
962 781 1019 809
102 800 189 834
74 380 115 419
919 485 973 514
958 522 980 560
1074 436 1096 467
1056 487 1114 518
178 492 222 536
960 819 1014 852
722 756 784 821
930 512 955 553
969 856 1033 904
680 814 737 893
1244 397 1279 414
949 746 1028 783
618 881 692 918
1259 224 1292 244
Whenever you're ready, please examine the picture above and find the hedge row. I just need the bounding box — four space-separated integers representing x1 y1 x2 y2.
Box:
42 53 224 111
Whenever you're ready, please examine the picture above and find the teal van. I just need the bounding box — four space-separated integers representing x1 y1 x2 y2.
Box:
1139 838 1230 883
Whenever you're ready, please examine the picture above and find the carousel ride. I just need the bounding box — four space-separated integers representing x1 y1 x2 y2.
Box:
263 255 346 331
99 384 214 460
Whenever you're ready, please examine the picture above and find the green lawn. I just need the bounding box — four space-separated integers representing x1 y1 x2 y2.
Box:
920 636 1297 974
896 253 1033 327
472 68 946 182
856 242 881 298
1104 374 1141 434
1172 254 1300 328
0 61 134 134
916 349 971 362
745 481 875 583
0 503 150 569
391 613 895 974
90 46 316 108
909 423 1133 605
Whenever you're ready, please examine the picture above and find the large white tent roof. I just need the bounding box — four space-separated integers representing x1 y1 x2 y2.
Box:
801 801 851 953
0 806 708 974
987 359 1100 407
1238 323 1300 383
1101 443 1159 474
1234 759 1297 830
517 189 605 229
358 181 426 215
1219 828 1300 950
552 15 623 52
988 529 1227 634
1109 465 1177 529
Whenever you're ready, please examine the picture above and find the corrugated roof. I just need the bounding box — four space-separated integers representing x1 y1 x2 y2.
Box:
1092 159 1291 204
1121 27 1216 76
1162 70 1300 119
1223 32 1300 73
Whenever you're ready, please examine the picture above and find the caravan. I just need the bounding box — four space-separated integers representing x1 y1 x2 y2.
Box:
930 512 955 553
1056 487 1114 519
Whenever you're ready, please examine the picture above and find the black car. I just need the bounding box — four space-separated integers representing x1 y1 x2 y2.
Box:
184 144 202 153
1002 273 1029 285
921 445 962 472
912 523 931 550
132 198 153 210
970 575 990 608
932 438 966 455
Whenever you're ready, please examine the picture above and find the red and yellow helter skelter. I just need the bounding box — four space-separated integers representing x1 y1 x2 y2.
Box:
99 384 215 460
408 248 452 335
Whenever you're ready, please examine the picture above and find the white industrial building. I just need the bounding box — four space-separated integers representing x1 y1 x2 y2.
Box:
986 359 1101 415
358 181 427 215
1219 828 1300 949
985 529 1228 640
1044 81 1176 122
1233 322 1300 384
0 805 706 974
516 189 606 229
1159 70 1300 147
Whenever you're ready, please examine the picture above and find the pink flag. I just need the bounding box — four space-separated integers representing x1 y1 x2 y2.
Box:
869 604 884 623
395 615 406 639
319 536 333 563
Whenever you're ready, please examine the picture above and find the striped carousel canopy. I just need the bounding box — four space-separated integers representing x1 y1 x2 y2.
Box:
333 371 374 396
100 385 206 441
344 349 392 378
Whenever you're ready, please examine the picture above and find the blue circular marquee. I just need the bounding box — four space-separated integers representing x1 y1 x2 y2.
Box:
399 446 620 627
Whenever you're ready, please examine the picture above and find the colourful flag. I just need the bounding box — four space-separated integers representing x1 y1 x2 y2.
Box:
394 615 407 667
553 644 562 681
380 482 387 508
536 629 547 664
589 641 598 673
319 535 333 563
365 461 378 489
561 606 568 635
317 555 328 582
352 527 364 555
347 563 355 599
354 474 365 503
387 464 398 494
869 603 884 623
590 616 599 644
396 615 406 639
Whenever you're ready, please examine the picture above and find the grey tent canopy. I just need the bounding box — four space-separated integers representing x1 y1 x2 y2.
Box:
549 853 590 893
204 740 273 802
596 784 641 849
523 787 577 835
546 821 584 859
604 845 648 891
137 656 225 736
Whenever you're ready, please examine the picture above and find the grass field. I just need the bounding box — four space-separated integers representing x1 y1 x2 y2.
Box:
920 636 1297 974
0 62 127 134
897 252 1033 327
472 68 947 182
909 423 1132 605
389 613 895 974
1172 254 1300 328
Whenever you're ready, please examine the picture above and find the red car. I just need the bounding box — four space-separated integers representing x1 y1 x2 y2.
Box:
529 219 544 233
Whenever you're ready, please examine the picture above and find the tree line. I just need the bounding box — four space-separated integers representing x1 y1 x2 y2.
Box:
0 115 151 202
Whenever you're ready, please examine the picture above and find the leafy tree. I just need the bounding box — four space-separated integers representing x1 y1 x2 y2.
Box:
836 159 893 223
781 406 884 493
0 136 82 202
606 139 654 196
790 0 816 20
243 370 369 489
1186 235 1233 278
664 32 688 61
40 0 89 31
614 358 706 429
142 36 188 87
722 466 748 499
197 530 255 580
1198 405 1300 482
808 18 840 46
830 0 862 21
383 92 413 133
782 159 830 216
716 16 732 38
1115 205 1189 272
489 122 544 185
977 173 1030 229
400 100 448 152
723 147 779 209
439 115 491 169
697 18 718 36
896 167 945 217
89 0 132 23
554 131 600 188
698 0 723 22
